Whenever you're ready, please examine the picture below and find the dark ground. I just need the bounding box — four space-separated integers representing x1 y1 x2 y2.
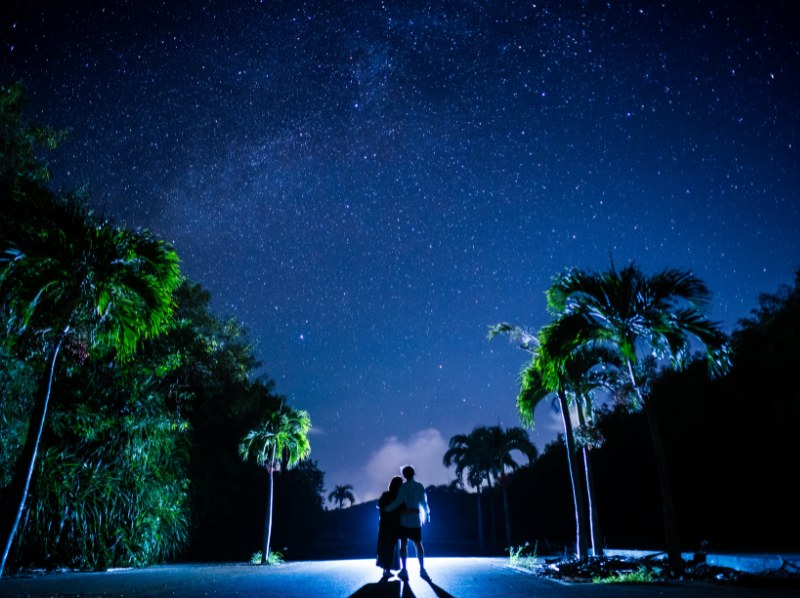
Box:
1 554 799 598
3 557 800 598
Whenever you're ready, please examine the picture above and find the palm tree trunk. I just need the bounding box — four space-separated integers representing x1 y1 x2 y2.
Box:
501 479 512 549
487 475 497 547
262 447 276 564
0 333 65 577
476 485 485 552
581 446 603 557
626 360 682 576
644 400 683 575
575 405 603 557
558 391 589 561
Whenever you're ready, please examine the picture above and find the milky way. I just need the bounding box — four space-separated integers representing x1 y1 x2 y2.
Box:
3 1 798 501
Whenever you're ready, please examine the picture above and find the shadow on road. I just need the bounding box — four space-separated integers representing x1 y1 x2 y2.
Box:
348 577 456 598
348 578 402 597
422 577 456 597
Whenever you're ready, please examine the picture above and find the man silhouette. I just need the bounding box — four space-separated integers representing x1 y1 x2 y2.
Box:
383 465 431 581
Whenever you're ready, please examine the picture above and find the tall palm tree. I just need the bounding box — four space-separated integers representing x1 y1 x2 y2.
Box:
545 342 622 558
0 186 181 577
239 406 311 564
328 484 356 509
443 429 490 551
482 425 537 548
490 323 590 560
517 355 590 560
543 262 731 575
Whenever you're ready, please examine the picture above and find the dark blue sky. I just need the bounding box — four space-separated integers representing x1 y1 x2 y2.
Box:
3 0 798 502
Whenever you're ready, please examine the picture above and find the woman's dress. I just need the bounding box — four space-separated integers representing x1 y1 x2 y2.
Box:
376 491 401 571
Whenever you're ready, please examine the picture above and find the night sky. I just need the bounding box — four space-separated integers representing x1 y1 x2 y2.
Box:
3 1 798 503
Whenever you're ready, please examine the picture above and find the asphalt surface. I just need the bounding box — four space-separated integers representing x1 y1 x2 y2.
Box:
1 557 798 598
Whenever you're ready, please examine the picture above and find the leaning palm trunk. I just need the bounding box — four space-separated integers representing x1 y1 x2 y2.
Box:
558 390 589 561
575 405 603 557
581 445 602 556
627 361 682 575
0 331 66 577
262 447 277 564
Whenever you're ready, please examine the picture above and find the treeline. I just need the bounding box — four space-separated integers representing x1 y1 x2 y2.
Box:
425 273 800 557
506 269 800 555
308 269 800 562
0 82 325 573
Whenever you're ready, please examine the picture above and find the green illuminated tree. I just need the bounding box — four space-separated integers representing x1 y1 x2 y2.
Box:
537 339 621 558
24 357 191 569
490 323 590 560
542 263 731 575
327 484 355 510
239 406 311 563
0 198 181 575
516 351 590 560
0 87 181 577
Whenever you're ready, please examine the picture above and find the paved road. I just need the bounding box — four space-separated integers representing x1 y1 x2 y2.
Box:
1 557 797 598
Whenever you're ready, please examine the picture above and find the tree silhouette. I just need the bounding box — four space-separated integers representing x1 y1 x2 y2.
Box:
327 484 356 509
482 425 537 548
443 429 490 551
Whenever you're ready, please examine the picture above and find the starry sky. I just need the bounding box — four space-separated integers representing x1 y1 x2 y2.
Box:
3 1 798 503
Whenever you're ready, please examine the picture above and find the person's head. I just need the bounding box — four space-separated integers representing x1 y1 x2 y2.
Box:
389 476 403 494
401 465 415 480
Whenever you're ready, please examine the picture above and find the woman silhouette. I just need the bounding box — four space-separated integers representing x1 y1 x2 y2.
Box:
376 476 403 579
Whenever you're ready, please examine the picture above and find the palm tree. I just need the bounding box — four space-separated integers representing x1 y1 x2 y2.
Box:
443 429 490 551
482 425 537 548
546 342 622 558
239 406 311 564
490 323 590 560
542 262 731 575
517 354 591 560
328 484 356 510
0 186 181 577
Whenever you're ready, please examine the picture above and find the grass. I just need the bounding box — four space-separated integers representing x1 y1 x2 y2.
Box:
507 541 539 570
249 550 285 566
593 565 656 584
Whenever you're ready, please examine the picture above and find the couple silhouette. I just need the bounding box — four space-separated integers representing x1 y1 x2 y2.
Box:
376 465 431 582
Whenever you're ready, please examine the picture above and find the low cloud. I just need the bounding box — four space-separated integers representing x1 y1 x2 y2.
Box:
352 428 454 503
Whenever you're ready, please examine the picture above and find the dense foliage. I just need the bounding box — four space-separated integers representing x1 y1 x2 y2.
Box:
0 83 323 572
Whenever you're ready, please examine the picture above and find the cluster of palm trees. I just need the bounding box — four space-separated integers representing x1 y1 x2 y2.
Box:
490 263 731 574
443 425 537 550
